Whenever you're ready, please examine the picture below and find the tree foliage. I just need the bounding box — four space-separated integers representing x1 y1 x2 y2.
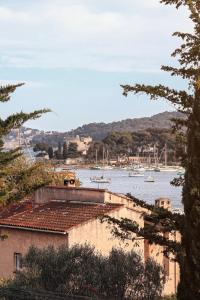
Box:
7 245 164 300
0 83 50 205
114 1 200 299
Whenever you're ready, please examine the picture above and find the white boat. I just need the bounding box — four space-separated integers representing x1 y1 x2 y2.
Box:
90 176 111 183
134 167 145 172
177 169 185 176
144 175 155 182
159 167 178 172
129 171 144 177
145 167 155 172
90 165 102 170
101 165 113 170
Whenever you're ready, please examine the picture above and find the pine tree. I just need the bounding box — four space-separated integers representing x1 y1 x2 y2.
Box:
0 83 50 204
103 1 200 299
63 141 68 159
48 146 54 159
55 142 62 159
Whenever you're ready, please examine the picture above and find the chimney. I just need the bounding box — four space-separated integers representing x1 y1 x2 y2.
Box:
64 178 76 187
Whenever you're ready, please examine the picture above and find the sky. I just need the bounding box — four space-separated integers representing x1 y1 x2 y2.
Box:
0 0 192 132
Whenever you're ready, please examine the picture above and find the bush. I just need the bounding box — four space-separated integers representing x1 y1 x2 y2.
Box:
8 245 165 300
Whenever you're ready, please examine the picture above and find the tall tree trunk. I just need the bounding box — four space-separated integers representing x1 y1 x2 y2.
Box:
178 89 200 299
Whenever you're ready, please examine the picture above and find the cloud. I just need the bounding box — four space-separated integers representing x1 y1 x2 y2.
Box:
0 0 193 72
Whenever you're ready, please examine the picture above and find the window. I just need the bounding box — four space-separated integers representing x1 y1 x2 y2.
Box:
14 253 22 271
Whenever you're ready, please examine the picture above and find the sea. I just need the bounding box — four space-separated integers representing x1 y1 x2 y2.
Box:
74 169 182 209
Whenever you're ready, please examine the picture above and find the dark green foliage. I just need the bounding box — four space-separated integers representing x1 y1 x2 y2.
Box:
33 143 50 153
87 128 180 164
55 142 63 160
8 245 164 300
48 146 54 159
67 111 184 141
63 142 68 159
118 1 200 299
0 84 50 204
67 142 79 158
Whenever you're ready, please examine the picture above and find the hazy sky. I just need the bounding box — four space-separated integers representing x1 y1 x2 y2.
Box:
0 0 192 131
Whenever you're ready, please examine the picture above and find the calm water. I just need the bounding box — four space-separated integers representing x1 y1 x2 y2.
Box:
75 169 182 209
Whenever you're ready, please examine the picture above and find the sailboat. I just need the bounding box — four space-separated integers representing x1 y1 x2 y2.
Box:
90 149 102 170
101 148 113 170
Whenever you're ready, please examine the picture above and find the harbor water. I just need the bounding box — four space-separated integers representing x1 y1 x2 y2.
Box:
75 169 182 209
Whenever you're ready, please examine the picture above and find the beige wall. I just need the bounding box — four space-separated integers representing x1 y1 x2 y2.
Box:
68 206 144 257
34 187 106 205
145 231 180 296
0 228 67 279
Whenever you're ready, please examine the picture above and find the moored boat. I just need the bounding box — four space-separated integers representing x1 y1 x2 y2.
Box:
90 165 102 170
90 176 111 183
144 175 155 182
129 171 144 177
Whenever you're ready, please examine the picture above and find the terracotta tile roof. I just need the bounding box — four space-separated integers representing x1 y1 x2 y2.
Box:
0 200 33 219
0 201 123 234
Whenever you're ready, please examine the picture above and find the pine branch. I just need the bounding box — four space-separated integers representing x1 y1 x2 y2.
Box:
121 84 194 111
101 216 182 259
0 83 24 102
161 65 200 80
0 109 50 136
126 193 184 233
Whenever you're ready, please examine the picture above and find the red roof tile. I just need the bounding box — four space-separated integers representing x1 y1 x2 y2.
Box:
0 201 33 219
0 201 123 234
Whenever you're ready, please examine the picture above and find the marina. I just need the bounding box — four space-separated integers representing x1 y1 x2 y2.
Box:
75 168 182 209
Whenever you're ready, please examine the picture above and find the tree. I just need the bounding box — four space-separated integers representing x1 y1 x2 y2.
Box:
62 141 68 159
67 142 79 158
7 245 164 299
112 1 200 299
0 83 50 205
55 142 62 160
3 156 51 203
48 147 54 159
33 143 50 153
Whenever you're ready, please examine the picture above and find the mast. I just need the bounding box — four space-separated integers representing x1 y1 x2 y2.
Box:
164 143 168 166
95 149 98 165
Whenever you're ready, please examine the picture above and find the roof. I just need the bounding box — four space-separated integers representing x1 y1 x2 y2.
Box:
0 201 123 234
0 201 32 219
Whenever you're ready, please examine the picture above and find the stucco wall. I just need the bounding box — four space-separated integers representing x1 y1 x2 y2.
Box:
146 231 180 296
68 206 144 257
0 228 68 279
34 187 106 205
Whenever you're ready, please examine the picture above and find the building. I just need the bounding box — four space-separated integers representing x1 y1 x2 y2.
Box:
65 135 92 155
0 186 179 295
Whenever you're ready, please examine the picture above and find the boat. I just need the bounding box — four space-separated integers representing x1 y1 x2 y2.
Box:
177 169 185 176
134 167 145 172
101 165 113 170
90 176 111 183
159 167 178 172
144 175 155 182
145 167 155 172
90 165 102 170
90 149 102 170
129 171 144 177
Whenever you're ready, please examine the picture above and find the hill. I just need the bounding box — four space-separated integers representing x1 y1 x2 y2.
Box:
68 111 184 140
4 111 184 148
